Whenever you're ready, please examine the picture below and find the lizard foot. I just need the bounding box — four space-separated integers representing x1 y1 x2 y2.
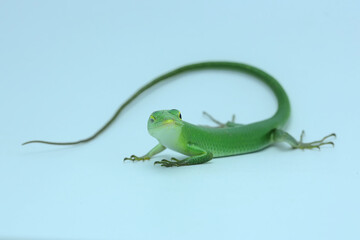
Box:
203 111 240 128
124 155 150 162
154 158 183 167
295 131 336 150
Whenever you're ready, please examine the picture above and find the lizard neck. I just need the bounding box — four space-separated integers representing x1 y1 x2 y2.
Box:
148 124 185 153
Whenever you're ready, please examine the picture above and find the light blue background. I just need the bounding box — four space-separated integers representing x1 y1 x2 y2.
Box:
0 1 359 239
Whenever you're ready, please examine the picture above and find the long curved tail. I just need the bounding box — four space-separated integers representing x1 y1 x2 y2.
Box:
23 61 290 145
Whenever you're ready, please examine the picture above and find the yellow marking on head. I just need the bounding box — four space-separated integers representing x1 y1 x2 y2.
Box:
163 119 175 125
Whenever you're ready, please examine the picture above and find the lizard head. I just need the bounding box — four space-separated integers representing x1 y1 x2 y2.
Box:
147 109 184 141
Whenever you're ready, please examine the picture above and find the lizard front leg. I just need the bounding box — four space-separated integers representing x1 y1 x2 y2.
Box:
154 143 213 167
124 143 166 161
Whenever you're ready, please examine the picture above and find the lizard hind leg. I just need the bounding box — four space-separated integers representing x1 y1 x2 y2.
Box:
202 111 242 128
273 129 336 150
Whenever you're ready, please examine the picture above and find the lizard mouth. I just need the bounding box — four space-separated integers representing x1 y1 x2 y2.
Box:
162 119 175 125
153 119 182 129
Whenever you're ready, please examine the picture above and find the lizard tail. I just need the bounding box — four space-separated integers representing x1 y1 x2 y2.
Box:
23 61 290 146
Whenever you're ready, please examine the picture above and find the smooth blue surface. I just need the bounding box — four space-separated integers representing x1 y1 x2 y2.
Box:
0 1 359 239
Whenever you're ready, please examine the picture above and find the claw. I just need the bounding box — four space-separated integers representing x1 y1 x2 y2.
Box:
124 155 150 162
170 157 181 162
317 141 334 147
296 132 336 150
307 133 336 145
300 130 305 143
154 158 183 167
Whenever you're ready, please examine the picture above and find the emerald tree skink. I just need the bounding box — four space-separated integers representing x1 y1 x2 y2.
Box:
23 61 335 167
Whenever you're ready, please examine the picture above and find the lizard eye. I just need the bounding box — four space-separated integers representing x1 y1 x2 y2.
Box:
150 115 155 122
179 113 182 119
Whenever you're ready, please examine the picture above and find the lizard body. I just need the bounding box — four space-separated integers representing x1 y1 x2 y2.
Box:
23 62 335 167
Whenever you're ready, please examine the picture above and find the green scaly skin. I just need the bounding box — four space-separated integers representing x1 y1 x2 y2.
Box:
23 62 336 167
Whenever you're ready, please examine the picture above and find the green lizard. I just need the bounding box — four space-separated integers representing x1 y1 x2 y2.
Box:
23 61 335 167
